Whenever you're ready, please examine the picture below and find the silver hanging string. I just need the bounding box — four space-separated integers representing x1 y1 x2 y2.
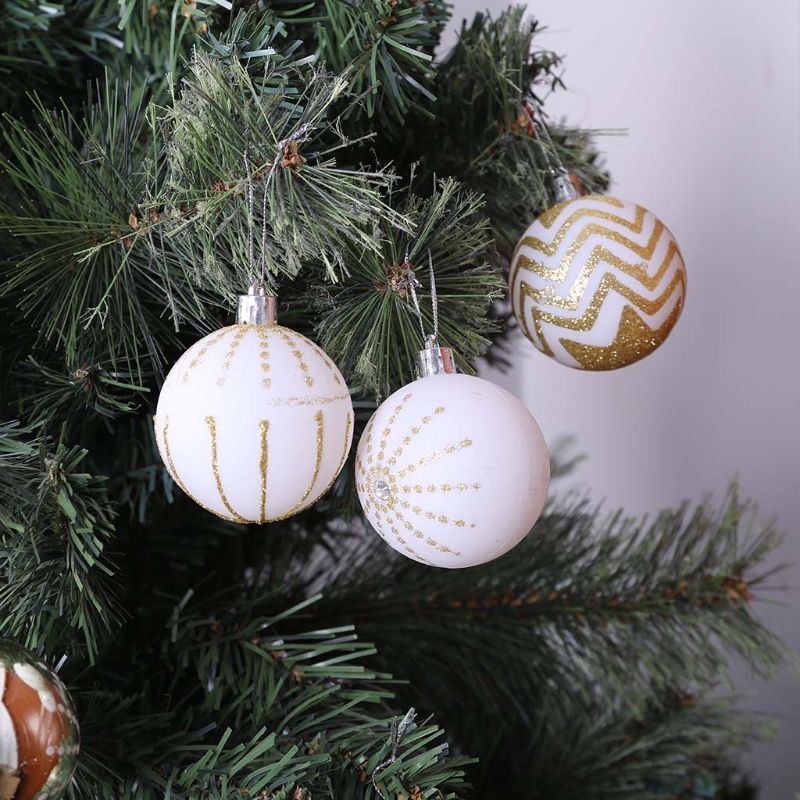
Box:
520 92 577 203
428 250 439 344
259 178 269 285
242 122 316 290
403 250 454 376
243 148 256 283
371 708 417 800
404 247 441 346
521 90 566 171
403 244 426 342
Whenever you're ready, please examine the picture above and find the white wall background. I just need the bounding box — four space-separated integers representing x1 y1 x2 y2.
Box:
444 2 800 797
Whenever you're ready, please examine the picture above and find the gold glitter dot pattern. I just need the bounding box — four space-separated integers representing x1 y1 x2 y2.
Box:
356 399 481 562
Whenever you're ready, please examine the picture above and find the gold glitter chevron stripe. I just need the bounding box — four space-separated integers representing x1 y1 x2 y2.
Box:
525 269 686 357
535 194 624 229
510 207 664 290
160 415 238 522
205 415 249 523
561 302 683 370
520 196 639 251
519 238 683 312
258 420 269 524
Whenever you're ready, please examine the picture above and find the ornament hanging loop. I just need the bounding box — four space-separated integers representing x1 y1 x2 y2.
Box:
372 708 417 800
407 252 456 377
520 92 578 204
241 146 276 323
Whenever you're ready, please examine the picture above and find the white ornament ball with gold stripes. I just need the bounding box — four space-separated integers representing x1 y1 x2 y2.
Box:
155 324 353 523
509 194 687 370
355 373 550 568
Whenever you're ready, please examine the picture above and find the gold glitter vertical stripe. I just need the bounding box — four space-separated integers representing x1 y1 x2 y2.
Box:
205 415 249 523
258 420 269 523
278 409 324 518
315 411 352 500
161 415 237 522
161 415 191 497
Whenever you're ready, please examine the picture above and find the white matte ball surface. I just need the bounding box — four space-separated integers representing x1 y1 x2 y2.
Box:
155 324 353 523
509 194 686 370
355 373 550 568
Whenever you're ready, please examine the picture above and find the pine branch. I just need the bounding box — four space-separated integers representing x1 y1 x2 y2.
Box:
0 0 122 111
465 692 772 799
153 49 407 288
316 176 504 398
69 591 470 799
0 426 122 661
273 0 450 124
308 487 784 739
0 78 210 382
422 7 610 258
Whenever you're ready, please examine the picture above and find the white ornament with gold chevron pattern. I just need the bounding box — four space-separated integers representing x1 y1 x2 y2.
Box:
355 372 550 568
509 194 687 370
155 314 353 523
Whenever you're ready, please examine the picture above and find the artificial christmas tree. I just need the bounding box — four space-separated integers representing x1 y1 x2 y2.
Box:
0 2 785 798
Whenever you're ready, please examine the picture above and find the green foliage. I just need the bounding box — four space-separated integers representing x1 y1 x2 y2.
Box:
0 80 207 381
307 488 784 796
0 0 119 110
419 6 610 256
317 177 503 398
0 426 121 662
156 47 404 288
69 591 469 798
272 0 449 124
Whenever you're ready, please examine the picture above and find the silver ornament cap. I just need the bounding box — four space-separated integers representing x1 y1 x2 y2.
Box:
416 335 457 378
550 168 579 204
237 279 277 325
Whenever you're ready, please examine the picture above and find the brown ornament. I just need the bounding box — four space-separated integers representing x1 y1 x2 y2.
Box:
0 642 79 800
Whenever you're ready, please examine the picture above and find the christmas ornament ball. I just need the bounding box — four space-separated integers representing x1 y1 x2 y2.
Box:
355 372 550 568
509 194 686 370
155 303 353 523
0 641 79 800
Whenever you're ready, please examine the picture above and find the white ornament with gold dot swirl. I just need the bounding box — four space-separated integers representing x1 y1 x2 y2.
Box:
155 283 353 523
355 339 550 568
